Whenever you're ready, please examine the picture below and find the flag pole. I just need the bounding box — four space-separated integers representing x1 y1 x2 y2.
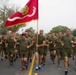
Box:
34 0 39 72
36 0 39 49
37 20 38 44
35 19 39 53
35 8 39 72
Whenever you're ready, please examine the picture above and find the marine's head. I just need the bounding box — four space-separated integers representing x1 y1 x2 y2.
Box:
39 30 44 35
58 32 62 37
21 34 25 40
66 29 71 36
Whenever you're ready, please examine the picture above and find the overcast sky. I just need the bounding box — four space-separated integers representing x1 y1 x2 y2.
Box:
9 0 76 33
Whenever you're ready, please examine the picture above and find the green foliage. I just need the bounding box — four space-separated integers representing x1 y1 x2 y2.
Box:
50 25 69 33
72 29 76 36
0 0 26 33
25 27 35 35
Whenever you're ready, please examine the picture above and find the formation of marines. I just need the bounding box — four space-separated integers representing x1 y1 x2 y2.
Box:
0 28 76 75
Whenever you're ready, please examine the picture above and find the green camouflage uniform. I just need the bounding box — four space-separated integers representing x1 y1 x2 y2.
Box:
0 37 6 51
56 37 63 56
48 36 56 51
38 35 45 55
6 37 15 56
16 42 20 51
31 40 36 52
43 40 48 56
28 37 33 57
61 35 75 57
19 38 30 58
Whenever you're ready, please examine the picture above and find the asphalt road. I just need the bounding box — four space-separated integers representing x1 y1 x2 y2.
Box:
0 52 76 75
0 57 29 75
33 52 76 75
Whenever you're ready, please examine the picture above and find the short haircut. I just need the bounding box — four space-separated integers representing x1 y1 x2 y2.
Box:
66 28 71 31
21 34 25 36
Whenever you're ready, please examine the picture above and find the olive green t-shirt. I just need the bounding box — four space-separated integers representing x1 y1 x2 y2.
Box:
38 35 45 45
6 37 15 49
0 37 6 49
48 36 56 49
56 36 63 49
43 40 48 50
27 37 32 49
19 38 30 52
61 35 75 49
28 37 32 44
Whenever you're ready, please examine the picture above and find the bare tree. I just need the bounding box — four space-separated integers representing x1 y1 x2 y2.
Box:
0 0 25 34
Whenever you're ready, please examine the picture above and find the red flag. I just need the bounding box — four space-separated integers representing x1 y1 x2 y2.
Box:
5 0 38 28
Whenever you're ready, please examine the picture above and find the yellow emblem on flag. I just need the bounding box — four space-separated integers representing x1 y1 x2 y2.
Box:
22 6 29 15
